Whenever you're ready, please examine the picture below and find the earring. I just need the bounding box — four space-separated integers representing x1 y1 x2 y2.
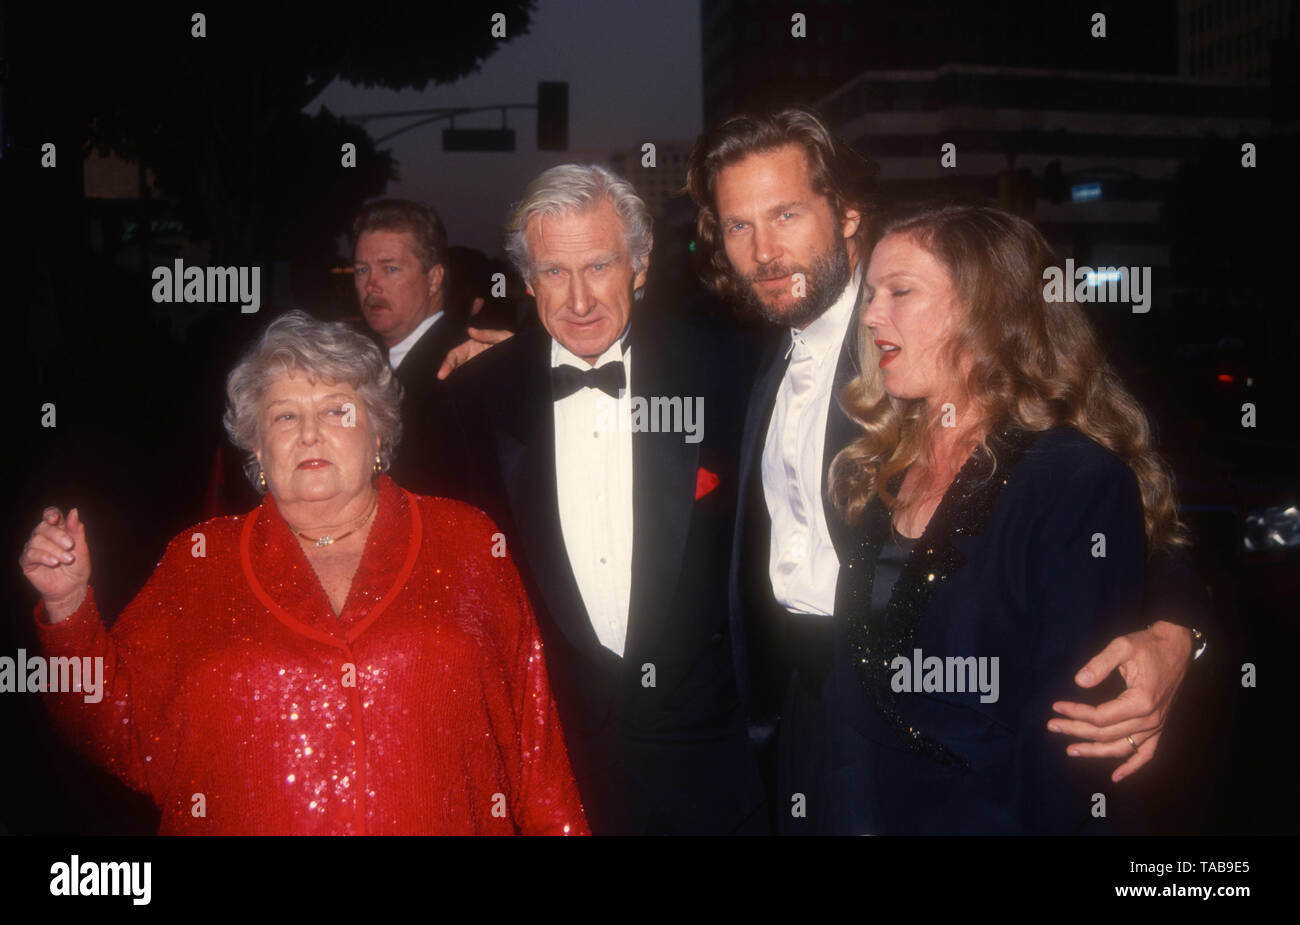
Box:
373 453 383 477
257 469 267 493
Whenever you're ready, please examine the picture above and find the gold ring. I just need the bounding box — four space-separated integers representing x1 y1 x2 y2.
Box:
1126 735 1138 752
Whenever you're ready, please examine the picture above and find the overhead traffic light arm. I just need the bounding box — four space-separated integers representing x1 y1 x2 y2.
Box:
342 81 569 151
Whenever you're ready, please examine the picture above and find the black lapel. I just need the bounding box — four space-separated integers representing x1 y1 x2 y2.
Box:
493 329 603 656
624 310 699 661
821 278 867 560
727 327 790 719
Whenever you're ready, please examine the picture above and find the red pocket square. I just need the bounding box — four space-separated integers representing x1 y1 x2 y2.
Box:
695 467 720 501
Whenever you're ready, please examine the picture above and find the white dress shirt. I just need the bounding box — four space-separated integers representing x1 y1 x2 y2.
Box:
762 267 862 616
552 336 634 656
387 311 444 370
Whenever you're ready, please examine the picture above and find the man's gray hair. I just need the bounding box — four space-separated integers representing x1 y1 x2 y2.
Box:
503 163 653 298
223 310 403 492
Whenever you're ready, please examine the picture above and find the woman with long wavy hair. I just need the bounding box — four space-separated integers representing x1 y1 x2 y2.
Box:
823 201 1186 834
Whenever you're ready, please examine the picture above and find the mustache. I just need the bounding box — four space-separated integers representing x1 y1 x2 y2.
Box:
363 297 389 310
741 264 797 284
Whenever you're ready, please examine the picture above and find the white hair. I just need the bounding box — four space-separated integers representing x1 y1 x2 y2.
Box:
223 310 403 492
503 163 653 299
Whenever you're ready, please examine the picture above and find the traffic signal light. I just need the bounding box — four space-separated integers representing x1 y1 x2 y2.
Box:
998 167 1035 217
537 81 568 151
1044 160 1066 204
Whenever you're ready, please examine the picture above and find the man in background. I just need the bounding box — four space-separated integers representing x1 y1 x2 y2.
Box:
352 199 465 496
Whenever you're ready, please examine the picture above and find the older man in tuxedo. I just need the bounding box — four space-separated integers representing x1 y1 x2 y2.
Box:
684 107 1211 834
444 164 767 834
352 199 465 496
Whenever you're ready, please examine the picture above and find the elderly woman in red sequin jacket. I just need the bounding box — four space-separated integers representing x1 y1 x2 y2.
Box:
19 310 588 835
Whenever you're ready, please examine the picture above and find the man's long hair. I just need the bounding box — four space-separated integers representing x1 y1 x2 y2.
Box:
829 201 1187 553
685 107 877 301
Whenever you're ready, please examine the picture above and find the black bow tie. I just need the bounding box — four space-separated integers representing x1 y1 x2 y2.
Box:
551 361 626 400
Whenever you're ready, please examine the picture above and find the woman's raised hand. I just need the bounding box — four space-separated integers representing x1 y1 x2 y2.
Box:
19 507 92 623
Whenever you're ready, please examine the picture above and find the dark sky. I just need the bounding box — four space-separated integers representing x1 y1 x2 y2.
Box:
311 0 702 257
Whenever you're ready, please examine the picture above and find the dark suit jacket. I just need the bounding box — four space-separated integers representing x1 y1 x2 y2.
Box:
387 315 466 498
443 305 767 835
807 427 1148 834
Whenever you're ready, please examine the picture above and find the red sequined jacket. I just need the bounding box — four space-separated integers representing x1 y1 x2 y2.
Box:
34 475 589 835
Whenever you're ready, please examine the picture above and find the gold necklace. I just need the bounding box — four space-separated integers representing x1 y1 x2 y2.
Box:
287 491 378 548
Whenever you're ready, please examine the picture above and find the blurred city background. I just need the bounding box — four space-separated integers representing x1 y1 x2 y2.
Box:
2 0 1296 834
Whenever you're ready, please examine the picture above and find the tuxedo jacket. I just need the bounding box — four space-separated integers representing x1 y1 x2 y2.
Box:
443 305 767 835
728 291 866 732
387 316 467 498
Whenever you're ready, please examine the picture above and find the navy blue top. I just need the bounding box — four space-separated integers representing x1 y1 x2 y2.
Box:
870 533 917 620
825 427 1148 834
